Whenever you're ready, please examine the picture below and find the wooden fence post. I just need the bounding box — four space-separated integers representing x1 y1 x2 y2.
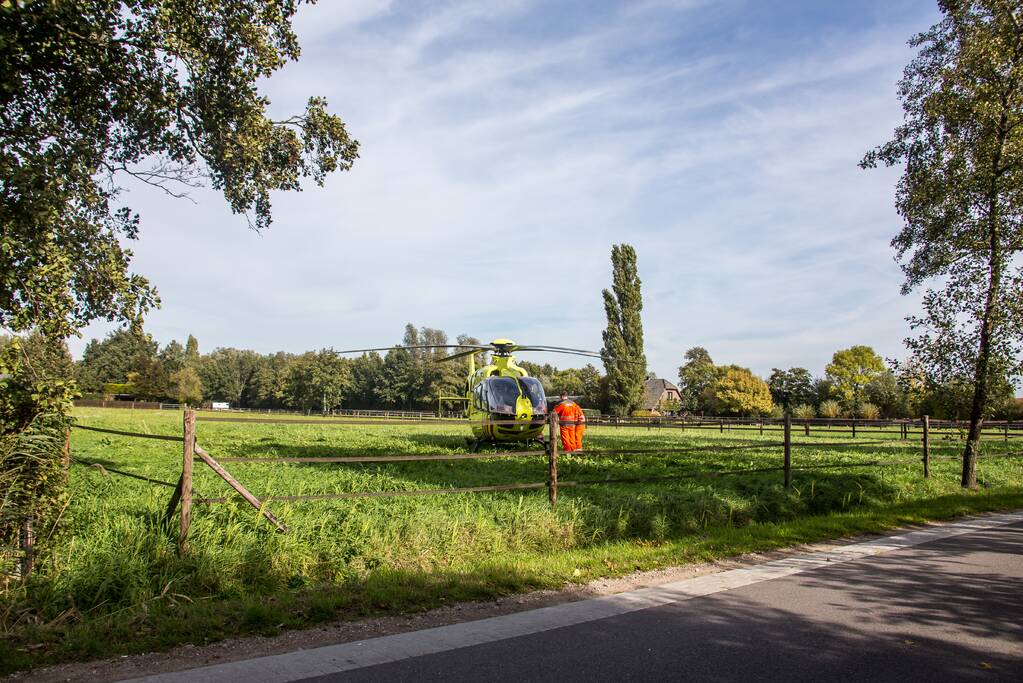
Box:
548 413 559 506
20 517 33 579
851 418 856 439
719 419 724 433
922 415 930 479
784 413 792 489
804 420 810 437
1005 421 1009 443
180 409 195 552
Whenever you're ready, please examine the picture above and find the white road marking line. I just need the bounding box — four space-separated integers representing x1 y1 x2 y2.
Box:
129 510 1023 683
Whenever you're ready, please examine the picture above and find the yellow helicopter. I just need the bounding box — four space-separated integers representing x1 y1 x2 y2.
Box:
338 339 603 445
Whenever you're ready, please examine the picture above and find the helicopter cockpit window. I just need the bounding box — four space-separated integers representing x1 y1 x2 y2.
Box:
519 377 546 411
485 377 520 413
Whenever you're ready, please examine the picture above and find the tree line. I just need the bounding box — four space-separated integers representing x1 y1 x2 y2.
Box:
57 324 612 414
677 344 1019 420
38 321 1015 420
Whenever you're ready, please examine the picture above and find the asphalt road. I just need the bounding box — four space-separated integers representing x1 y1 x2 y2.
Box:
304 520 1023 682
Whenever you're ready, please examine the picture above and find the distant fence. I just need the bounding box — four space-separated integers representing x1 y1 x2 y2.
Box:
73 400 441 419
75 399 166 410
67 410 1023 555
205 407 442 420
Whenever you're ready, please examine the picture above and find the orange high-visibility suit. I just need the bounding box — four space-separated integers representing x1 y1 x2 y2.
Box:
553 399 586 452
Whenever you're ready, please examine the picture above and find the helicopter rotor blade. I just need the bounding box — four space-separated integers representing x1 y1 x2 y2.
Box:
335 344 489 355
436 348 487 363
514 346 646 365
336 341 644 365
515 345 602 355
513 347 604 359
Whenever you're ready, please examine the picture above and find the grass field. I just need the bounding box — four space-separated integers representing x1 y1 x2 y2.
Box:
2 407 1022 673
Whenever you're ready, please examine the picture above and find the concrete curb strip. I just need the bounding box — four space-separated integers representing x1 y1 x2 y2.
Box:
127 510 1023 683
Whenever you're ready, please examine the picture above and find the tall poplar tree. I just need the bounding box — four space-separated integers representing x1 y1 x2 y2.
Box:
601 244 647 415
861 0 1023 488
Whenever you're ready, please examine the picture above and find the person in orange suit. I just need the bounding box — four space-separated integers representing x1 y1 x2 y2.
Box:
553 392 586 452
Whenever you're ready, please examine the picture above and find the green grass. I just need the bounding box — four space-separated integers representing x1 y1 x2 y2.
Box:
1 407 1021 674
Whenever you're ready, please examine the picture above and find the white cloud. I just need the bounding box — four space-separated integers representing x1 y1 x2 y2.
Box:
291 0 395 41
72 0 941 384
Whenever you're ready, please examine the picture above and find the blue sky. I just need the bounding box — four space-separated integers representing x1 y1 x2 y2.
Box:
73 0 942 382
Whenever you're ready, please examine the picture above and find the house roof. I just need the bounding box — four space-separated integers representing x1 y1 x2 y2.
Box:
641 377 681 409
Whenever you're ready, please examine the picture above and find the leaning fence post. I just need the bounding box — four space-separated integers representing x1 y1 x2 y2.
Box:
922 415 930 478
180 409 196 552
548 413 559 506
784 413 792 489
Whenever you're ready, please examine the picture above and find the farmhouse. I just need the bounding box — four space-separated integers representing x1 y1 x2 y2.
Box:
640 377 683 415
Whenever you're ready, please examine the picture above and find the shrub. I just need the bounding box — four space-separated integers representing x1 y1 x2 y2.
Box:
857 402 881 420
1 412 70 579
818 400 841 418
102 382 134 396
1 336 75 580
792 404 817 419
770 405 785 419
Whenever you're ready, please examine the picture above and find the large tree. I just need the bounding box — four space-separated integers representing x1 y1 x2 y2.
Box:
75 328 158 392
601 244 647 415
0 1 359 342
284 348 349 413
158 340 187 375
861 0 1023 487
825 346 886 415
677 347 716 414
197 347 260 407
708 367 774 417
169 366 203 406
348 352 385 409
864 370 909 418
2 4 358 553
248 351 292 409
767 367 817 411
130 352 169 400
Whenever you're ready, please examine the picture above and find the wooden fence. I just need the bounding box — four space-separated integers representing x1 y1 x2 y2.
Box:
69 411 1023 554
74 399 165 410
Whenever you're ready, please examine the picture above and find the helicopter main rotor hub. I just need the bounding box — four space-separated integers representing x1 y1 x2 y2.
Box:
490 338 516 356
